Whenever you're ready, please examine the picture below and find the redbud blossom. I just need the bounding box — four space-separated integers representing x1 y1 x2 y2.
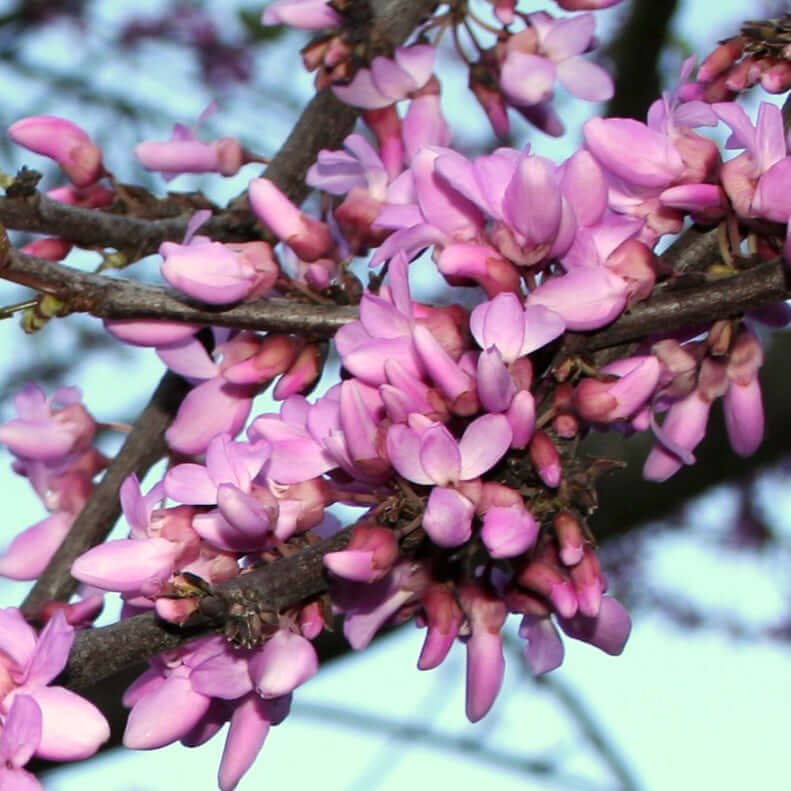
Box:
0 609 109 760
249 178 333 262
332 45 436 110
8 115 103 186
324 523 398 583
418 584 463 670
481 502 539 558
160 236 259 305
458 584 507 723
0 384 96 462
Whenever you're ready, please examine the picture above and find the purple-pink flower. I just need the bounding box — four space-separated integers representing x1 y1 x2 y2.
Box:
0 609 109 760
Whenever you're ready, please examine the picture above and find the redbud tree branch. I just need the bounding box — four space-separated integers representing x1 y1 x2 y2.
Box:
2 226 788 349
6 0 440 616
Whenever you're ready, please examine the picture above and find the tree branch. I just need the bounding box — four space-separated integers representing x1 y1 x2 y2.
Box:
605 0 681 121
59 525 353 690
3 237 788 351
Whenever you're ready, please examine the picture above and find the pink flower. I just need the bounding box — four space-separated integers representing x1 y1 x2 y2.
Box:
248 630 318 698
249 178 333 262
500 13 614 108
643 389 712 481
481 502 539 558
458 584 507 722
332 45 436 109
527 265 629 330
0 383 96 462
164 433 274 551
135 103 250 181
573 356 661 423
8 115 103 186
0 609 109 760
470 292 565 363
387 414 512 547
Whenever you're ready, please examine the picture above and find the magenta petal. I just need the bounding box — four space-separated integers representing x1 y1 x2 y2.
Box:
556 56 614 102
557 595 632 655
471 292 526 361
423 486 474 547
433 150 488 209
164 463 218 505
584 117 684 188
341 337 422 386
465 630 504 723
386 424 433 485
205 434 247 488
156 336 218 379
216 484 272 538
261 0 342 29
753 158 791 222
413 324 472 404
161 242 253 305
24 610 73 686
477 347 516 413
542 12 594 59
71 538 177 593
165 378 252 456
503 156 562 244
394 44 435 89
527 267 628 331
501 52 556 106
359 294 411 339
124 671 211 749
343 584 415 650
0 419 76 461
519 615 564 675
724 379 764 456
190 653 253 700
248 631 318 698
30 686 109 760
269 436 337 483
561 150 608 227
0 512 72 580
191 509 259 552
104 320 201 347
419 423 461 485
218 693 272 791
481 505 538 558
324 549 376 582
370 55 414 101
643 391 710 481
0 609 36 669
507 390 536 448
458 414 512 479
521 305 566 354
0 695 41 767
332 68 390 109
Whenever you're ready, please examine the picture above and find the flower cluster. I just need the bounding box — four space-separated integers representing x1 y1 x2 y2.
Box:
2 1 790 789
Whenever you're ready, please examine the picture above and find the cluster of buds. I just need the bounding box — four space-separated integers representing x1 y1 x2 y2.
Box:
682 14 791 102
